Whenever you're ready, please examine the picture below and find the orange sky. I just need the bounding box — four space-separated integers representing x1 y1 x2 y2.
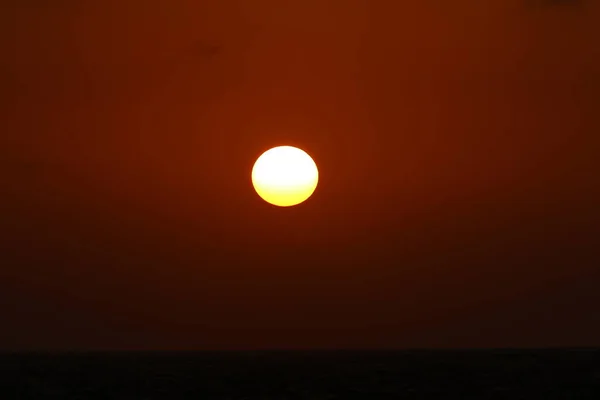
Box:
1 0 599 350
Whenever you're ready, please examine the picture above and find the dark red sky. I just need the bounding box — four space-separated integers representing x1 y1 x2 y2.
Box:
1 0 599 350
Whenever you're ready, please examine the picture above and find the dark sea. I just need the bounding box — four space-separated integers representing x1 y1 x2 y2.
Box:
1 349 599 399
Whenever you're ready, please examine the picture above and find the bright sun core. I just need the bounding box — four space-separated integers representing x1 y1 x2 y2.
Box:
251 146 319 207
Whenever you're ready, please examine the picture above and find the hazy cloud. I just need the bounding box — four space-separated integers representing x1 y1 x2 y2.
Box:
191 42 222 59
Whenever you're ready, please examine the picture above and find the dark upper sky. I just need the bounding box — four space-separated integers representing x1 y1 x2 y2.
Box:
1 0 599 350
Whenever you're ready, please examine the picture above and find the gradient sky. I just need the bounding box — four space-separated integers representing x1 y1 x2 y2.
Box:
1 0 599 350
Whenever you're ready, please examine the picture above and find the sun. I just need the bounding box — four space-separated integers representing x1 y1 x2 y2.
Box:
251 146 319 207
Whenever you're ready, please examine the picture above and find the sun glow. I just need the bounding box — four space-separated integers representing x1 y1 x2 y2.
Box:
251 146 319 207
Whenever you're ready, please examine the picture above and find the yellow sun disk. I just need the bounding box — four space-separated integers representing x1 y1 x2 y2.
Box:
251 146 318 207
